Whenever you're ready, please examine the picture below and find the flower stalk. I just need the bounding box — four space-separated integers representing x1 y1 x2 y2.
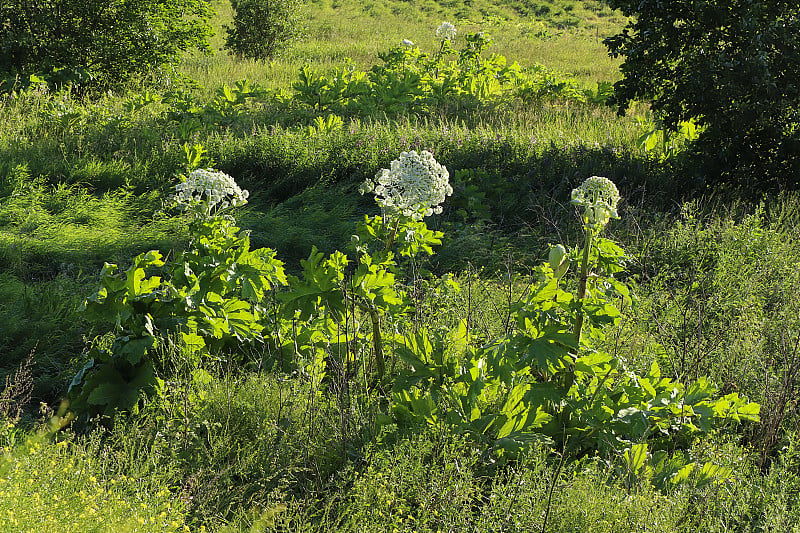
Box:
359 151 451 381
573 225 593 345
568 176 620 387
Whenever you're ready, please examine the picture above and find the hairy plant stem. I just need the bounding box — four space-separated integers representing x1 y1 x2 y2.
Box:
566 225 593 392
368 216 400 381
573 225 593 345
384 217 401 254
368 306 385 379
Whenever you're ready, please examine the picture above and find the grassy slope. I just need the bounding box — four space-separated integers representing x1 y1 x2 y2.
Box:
0 0 636 394
183 0 625 93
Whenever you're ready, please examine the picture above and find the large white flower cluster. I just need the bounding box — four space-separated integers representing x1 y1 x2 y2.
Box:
360 151 452 221
173 168 249 216
436 21 456 41
570 176 620 227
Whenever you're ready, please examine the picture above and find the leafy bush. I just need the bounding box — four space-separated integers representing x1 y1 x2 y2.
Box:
70 167 286 417
289 29 589 117
0 0 214 91
224 0 308 61
604 0 800 191
390 177 759 464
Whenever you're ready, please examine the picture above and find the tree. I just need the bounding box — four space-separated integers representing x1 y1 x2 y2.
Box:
0 0 215 91
224 0 308 61
604 0 800 191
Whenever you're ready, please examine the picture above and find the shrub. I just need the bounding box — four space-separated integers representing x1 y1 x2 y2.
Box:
0 0 214 91
603 0 800 191
224 0 308 61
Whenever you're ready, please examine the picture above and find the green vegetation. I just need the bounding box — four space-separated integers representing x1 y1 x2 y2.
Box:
225 0 309 60
605 0 800 191
2 1 800 531
0 0 214 90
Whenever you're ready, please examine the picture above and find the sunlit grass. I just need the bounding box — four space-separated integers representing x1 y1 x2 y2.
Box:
3 2 798 532
0 429 190 532
181 0 626 96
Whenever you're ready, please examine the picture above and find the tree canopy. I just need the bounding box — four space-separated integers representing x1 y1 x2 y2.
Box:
604 0 800 191
0 0 215 91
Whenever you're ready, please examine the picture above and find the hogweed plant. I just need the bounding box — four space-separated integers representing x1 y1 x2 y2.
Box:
435 22 457 42
71 156 286 418
69 150 760 499
354 151 451 378
289 23 586 117
271 152 451 389
359 150 452 241
390 175 760 490
172 168 250 220
434 21 457 60
568 176 621 381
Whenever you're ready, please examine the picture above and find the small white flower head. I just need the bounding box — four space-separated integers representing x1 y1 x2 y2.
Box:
172 168 249 218
360 151 452 221
402 39 415 47
570 176 620 227
436 22 457 42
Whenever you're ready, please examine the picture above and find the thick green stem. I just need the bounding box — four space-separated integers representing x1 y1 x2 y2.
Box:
384 217 401 255
565 227 593 393
573 226 593 345
368 307 385 379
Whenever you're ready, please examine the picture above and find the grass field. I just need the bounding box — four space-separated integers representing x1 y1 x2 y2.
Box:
182 0 625 93
2 1 800 531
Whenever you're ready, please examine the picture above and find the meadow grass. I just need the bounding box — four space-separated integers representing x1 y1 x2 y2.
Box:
183 0 625 95
0 422 190 532
1 1 799 531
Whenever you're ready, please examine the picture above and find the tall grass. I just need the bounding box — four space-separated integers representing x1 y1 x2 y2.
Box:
182 0 625 95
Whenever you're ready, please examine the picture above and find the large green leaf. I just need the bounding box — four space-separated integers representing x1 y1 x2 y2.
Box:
115 335 156 365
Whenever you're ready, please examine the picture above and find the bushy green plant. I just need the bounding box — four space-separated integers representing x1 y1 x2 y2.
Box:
70 165 286 417
276 150 450 382
290 25 590 118
224 0 308 61
604 0 800 190
390 176 759 472
0 0 214 91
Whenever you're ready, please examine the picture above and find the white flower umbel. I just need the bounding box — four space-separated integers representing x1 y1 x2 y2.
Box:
173 168 249 218
436 22 456 41
570 176 620 227
360 150 452 221
402 39 415 47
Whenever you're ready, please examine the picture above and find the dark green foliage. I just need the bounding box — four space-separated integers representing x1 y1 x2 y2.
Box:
0 0 214 91
224 0 308 60
0 273 86 401
70 217 287 417
622 201 800 465
604 0 800 191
